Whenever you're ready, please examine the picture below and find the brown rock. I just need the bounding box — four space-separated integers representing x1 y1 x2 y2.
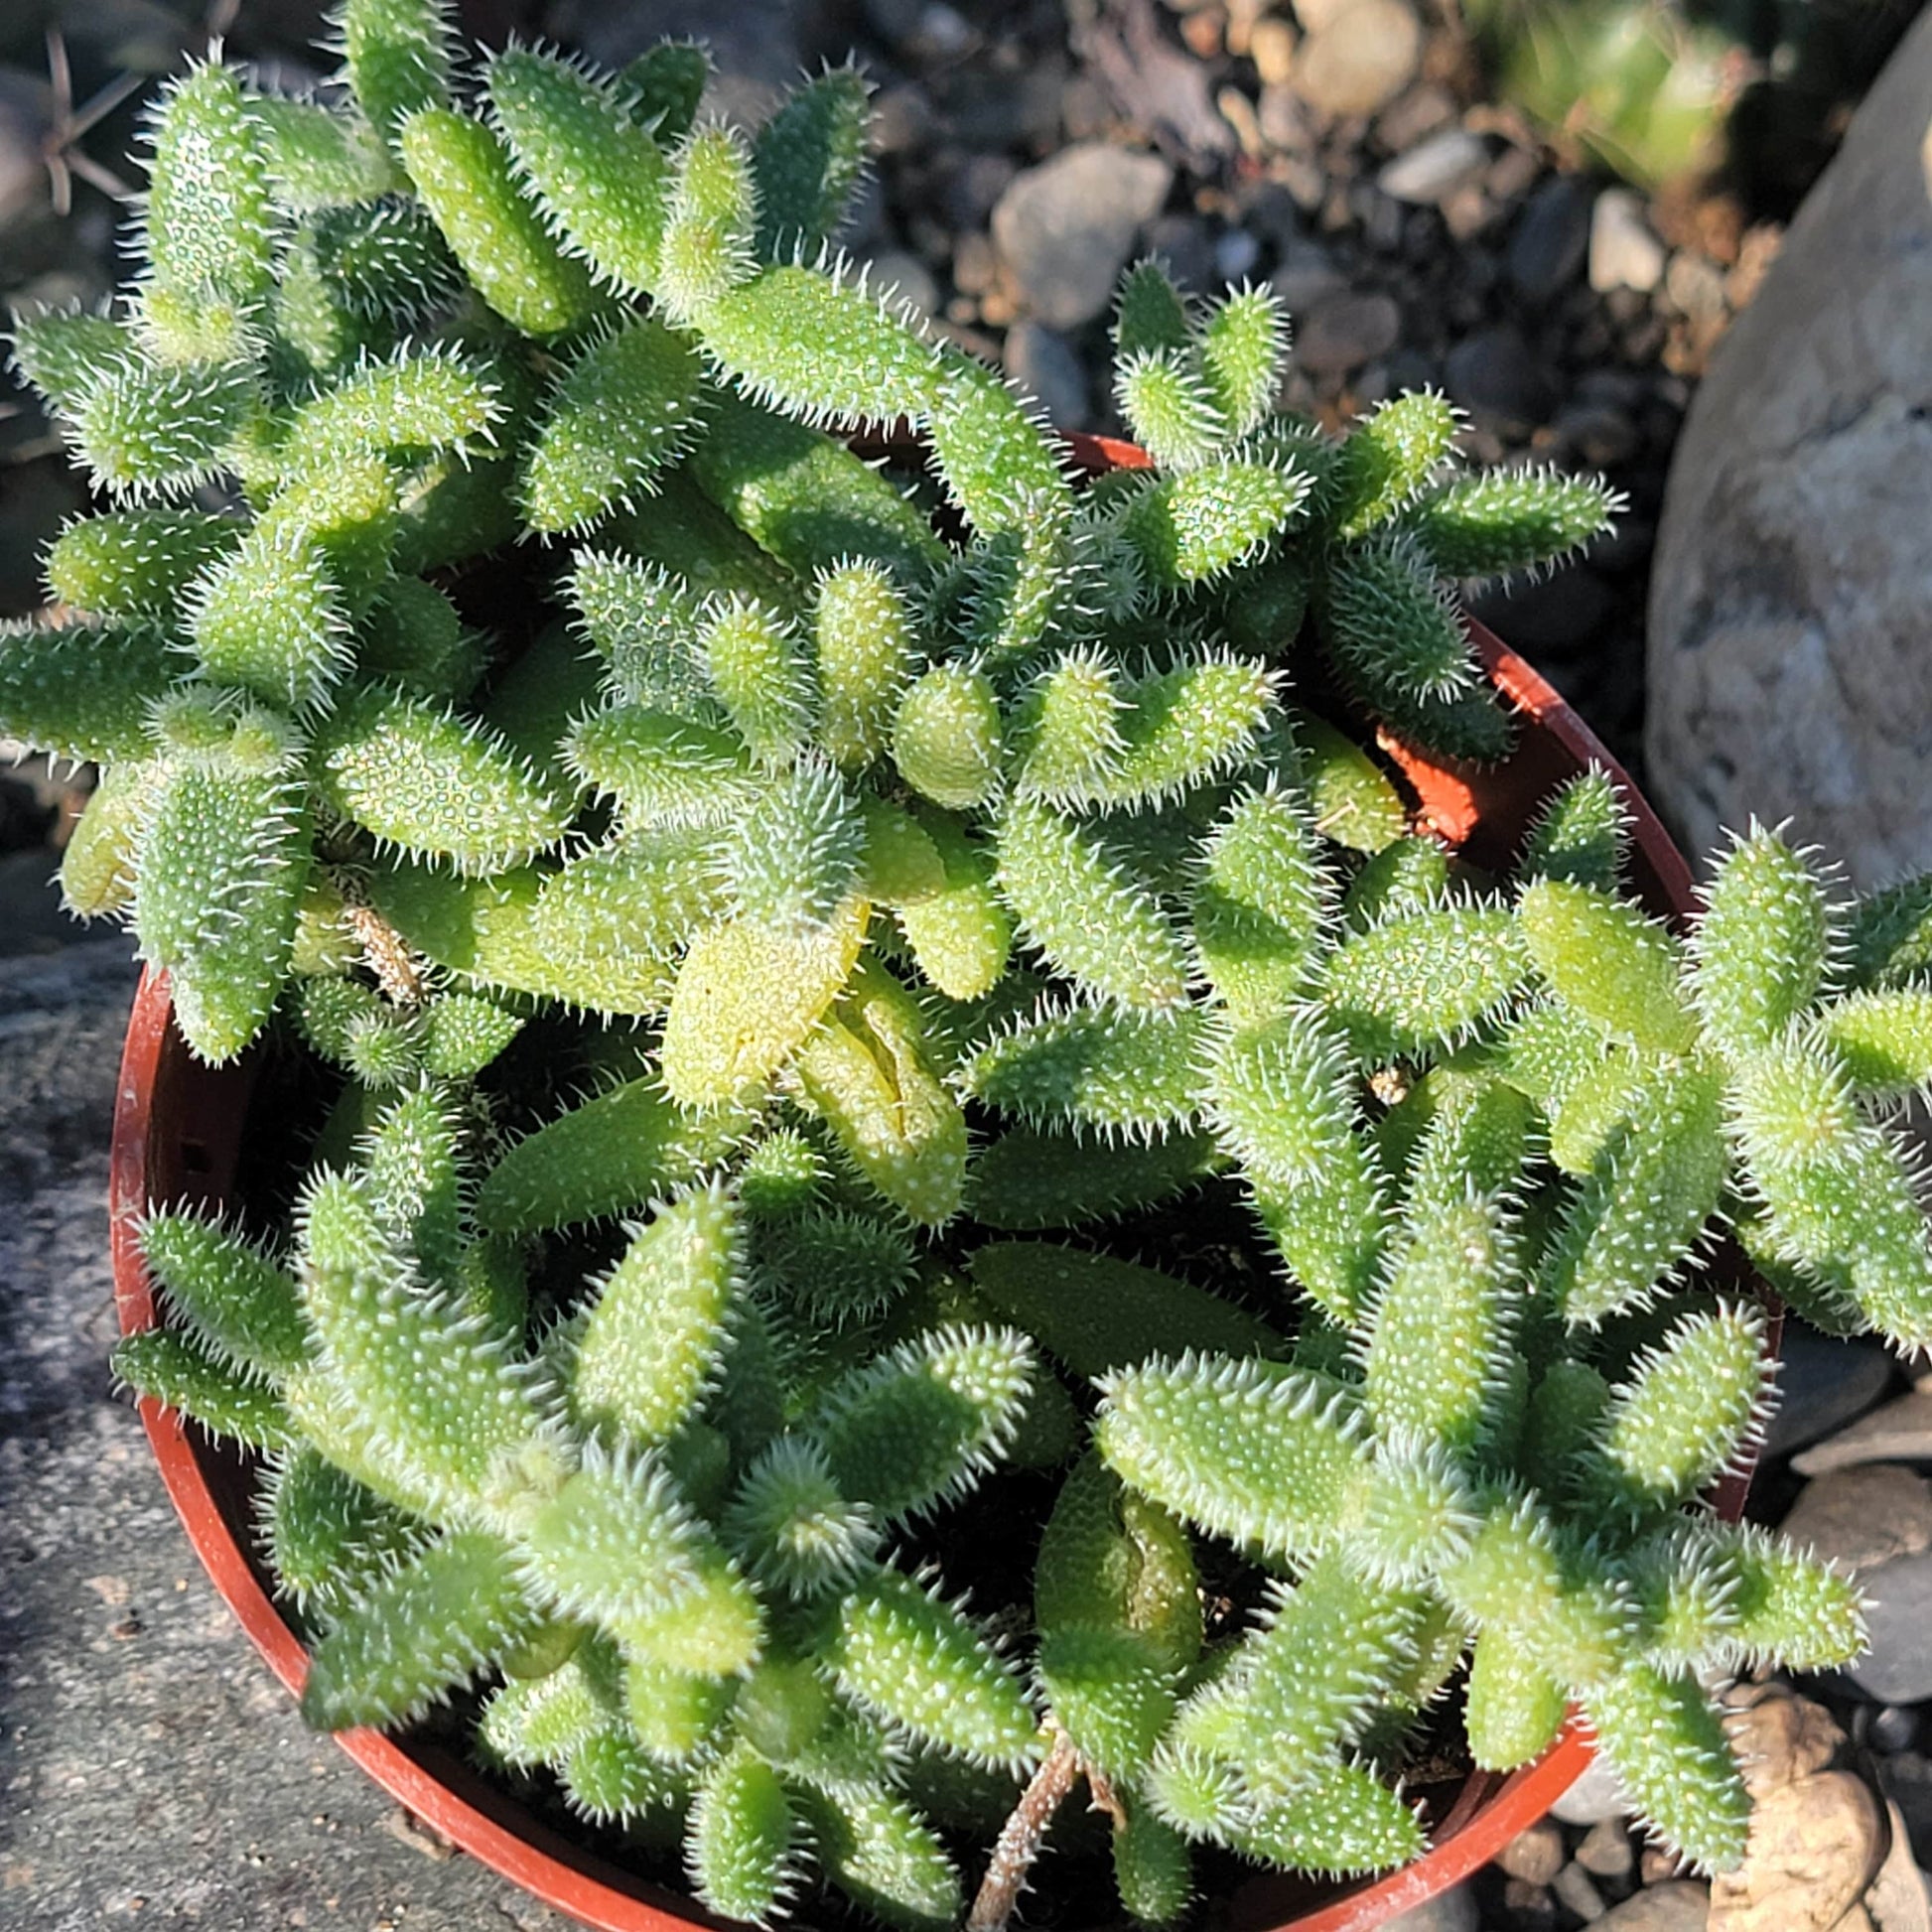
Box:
1793 1395 1932 1479
1709 1769 1887 1932
1866 1800 1932 1932
1502 1876 1560 1929
1555 1861 1609 1921
1249 16 1296 87
1579 1817 1637 1884
1780 1464 1932 1574
1499 1820 1568 1885
1601 1882 1710 1929
1727 1684 1847 1798
1642 1851 1698 1887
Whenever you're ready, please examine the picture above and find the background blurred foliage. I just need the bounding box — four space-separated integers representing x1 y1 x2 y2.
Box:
1464 0 1923 207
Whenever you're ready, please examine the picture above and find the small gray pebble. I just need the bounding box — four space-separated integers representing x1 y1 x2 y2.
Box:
1873 1704 1922 1753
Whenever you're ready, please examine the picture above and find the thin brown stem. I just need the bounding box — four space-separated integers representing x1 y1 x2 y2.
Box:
332 868 428 1006
968 1725 1083 1932
1085 1761 1129 1833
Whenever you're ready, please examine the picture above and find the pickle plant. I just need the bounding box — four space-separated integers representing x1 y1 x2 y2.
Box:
13 2 1929 1927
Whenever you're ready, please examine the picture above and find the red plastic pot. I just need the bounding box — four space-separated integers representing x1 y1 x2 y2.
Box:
110 432 1768 1932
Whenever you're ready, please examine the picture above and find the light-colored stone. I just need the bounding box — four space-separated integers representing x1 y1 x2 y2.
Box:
1779 1462 1932 1573
1291 0 1354 32
1553 1749 1631 1827
1269 242 1346 313
1647 9 1932 883
1250 14 1297 87
1499 1819 1568 1884
1794 1393 1932 1477
1708 1769 1887 1932
1579 1816 1636 1882
1382 1878 1481 1930
991 143 1173 332
1292 0 1422 119
1665 249 1729 326
1555 1861 1609 1920
1601 1882 1711 1930
1379 128 1489 205
1868 1801 1932 1932
1590 187 1667 292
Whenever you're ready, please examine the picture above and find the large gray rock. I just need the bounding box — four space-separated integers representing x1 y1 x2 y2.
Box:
0 945 563 1928
1647 11 1932 880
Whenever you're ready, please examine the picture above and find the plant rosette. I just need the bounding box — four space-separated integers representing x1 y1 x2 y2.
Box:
10 5 1924 1930
111 608 1780 1932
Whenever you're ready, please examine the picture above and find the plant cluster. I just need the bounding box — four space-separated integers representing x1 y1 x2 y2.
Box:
10 3 1932 1927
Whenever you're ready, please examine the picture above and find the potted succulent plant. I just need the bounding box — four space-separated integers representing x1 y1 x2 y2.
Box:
11 3 1932 1927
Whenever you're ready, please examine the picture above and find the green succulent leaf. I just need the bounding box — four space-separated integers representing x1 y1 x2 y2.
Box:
300 1528 536 1731
1364 1195 1519 1454
476 1077 743 1238
995 797 1188 1011
812 1323 1035 1527
1119 459 1312 586
1814 989 1932 1098
1690 824 1833 1056
519 317 706 534
486 47 668 295
1520 767 1628 893
1412 467 1622 581
1463 1622 1568 1770
751 64 871 260
1582 1662 1749 1874
261 1446 426 1621
515 1441 717 1627
830 1569 1042 1773
313 682 572 874
796 1781 962 1932
968 1241 1282 1381
571 1182 743 1447
1319 903 1530 1061
296 1170 548 1519
1585 1302 1770 1519
1520 877 1696 1052
1331 389 1459 536
1322 534 1476 704
1096 1354 1365 1564
139 1208 309 1380
1538 1053 1727 1326
1234 1752 1424 1878
1199 286 1287 442
962 999 1204 1141
111 1327 298 1449
140 60 276 330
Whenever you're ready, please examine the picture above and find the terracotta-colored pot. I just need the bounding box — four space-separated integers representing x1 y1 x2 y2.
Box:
110 432 1768 1932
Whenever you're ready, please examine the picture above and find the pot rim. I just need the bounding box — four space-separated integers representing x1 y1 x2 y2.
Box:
107 436 1762 1932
